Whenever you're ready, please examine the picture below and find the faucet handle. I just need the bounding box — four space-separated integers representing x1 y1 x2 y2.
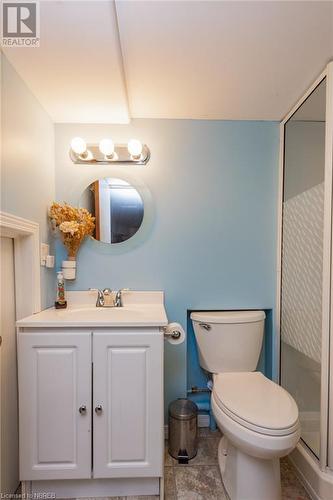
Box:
89 288 104 307
115 288 130 307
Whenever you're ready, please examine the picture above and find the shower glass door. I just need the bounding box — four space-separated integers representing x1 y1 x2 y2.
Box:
280 78 326 459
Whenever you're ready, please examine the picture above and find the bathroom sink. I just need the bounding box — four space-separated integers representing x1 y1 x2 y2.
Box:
64 305 142 314
16 291 168 328
60 305 152 322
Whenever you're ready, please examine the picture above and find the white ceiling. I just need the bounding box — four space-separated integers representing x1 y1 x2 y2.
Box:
3 1 130 123
3 0 333 123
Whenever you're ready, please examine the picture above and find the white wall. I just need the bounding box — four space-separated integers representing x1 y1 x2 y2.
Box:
1 54 56 308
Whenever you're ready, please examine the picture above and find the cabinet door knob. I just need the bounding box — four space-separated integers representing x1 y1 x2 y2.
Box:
79 405 87 415
95 404 103 415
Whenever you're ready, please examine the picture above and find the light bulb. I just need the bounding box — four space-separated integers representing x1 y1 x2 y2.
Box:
70 137 87 155
84 150 93 161
127 139 143 159
99 138 115 157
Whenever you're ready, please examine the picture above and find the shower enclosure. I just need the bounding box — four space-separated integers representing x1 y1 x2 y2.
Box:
278 62 333 499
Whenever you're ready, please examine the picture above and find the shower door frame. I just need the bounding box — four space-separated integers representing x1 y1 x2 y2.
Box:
276 61 333 484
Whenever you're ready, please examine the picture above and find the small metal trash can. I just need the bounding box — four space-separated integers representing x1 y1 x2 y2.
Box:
168 398 198 464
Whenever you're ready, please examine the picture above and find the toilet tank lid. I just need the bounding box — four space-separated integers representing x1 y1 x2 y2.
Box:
190 310 265 324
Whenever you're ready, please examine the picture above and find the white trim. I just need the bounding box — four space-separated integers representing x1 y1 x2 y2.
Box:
30 478 159 498
275 121 285 383
198 414 210 428
159 476 164 500
326 61 333 469
276 68 329 384
320 66 331 470
277 62 333 494
281 67 328 126
320 64 333 470
0 212 41 318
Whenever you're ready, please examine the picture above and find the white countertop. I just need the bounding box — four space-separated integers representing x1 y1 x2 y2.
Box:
16 291 168 328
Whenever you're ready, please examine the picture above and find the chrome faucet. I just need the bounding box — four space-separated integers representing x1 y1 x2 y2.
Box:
89 288 114 307
89 288 129 307
114 288 129 308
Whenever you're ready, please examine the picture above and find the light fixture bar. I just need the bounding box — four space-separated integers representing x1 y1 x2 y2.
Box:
70 143 150 165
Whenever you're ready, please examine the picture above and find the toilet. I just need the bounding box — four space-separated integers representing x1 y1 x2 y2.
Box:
191 311 300 500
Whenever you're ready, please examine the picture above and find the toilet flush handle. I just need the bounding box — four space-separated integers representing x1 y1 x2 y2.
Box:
199 323 211 331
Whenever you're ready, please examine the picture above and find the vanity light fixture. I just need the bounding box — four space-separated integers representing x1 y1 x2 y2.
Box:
70 136 86 155
127 139 143 160
69 137 150 165
70 137 93 161
99 138 115 159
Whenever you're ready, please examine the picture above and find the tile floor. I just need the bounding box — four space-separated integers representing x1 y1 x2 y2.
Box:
163 428 310 500
72 429 310 500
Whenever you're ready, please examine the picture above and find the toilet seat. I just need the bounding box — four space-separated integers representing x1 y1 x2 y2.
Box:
213 372 299 437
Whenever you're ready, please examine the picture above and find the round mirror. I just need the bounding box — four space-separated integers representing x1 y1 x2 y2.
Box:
80 178 144 244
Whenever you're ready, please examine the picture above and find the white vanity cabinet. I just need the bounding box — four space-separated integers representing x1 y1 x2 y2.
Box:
93 330 163 478
17 328 163 482
18 330 92 480
16 291 168 498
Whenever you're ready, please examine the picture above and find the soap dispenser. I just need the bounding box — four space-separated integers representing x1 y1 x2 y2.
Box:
55 271 67 309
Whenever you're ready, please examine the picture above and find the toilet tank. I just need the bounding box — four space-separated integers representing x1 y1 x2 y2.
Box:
191 310 265 374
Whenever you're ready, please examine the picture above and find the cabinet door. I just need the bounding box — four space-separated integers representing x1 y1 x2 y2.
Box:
93 330 163 478
17 330 91 480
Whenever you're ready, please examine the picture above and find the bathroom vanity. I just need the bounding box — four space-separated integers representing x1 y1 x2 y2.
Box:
16 291 167 498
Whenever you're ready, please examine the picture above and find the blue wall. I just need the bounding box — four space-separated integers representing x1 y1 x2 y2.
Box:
54 119 279 416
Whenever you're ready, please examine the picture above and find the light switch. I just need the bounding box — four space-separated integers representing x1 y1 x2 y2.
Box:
40 243 49 266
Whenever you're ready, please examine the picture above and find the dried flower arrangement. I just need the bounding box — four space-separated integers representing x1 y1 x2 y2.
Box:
49 202 95 259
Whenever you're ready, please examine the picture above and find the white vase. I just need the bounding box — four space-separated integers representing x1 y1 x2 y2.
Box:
62 260 76 280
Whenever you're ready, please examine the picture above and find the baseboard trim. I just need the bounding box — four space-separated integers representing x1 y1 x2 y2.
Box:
198 414 210 428
31 478 160 498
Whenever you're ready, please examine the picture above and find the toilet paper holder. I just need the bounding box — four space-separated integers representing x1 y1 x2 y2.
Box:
161 326 182 340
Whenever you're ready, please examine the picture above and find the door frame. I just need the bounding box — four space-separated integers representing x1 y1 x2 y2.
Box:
276 62 333 475
0 211 41 319
0 211 41 494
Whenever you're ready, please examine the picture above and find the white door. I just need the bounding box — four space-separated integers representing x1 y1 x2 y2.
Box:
0 237 19 493
17 330 91 480
93 330 163 478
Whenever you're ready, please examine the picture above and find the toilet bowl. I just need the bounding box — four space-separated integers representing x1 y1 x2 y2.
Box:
211 372 300 500
191 311 300 500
